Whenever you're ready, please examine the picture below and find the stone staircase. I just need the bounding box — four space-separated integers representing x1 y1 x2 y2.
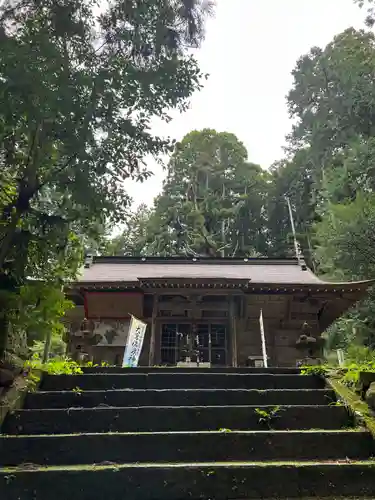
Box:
0 367 375 499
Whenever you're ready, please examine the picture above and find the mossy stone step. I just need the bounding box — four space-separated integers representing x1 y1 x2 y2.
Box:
2 405 353 435
82 367 301 374
1 462 375 499
0 430 373 467
25 388 336 409
2 368 373 499
40 373 324 391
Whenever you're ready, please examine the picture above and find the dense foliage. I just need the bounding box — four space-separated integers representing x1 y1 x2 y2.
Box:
283 28 375 349
3 0 375 361
108 21 375 354
147 130 270 257
0 0 213 359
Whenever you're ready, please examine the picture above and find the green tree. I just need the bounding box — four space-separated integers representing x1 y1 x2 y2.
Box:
105 204 152 256
228 162 270 257
286 27 375 276
0 0 213 358
315 194 375 280
0 0 212 274
283 26 375 351
355 0 375 27
145 129 269 257
323 138 375 204
288 29 375 165
314 194 375 349
267 150 317 264
6 282 74 361
283 28 375 268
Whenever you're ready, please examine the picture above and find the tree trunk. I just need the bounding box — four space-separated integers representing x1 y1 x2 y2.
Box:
42 329 52 364
0 315 8 361
0 210 21 270
221 220 225 258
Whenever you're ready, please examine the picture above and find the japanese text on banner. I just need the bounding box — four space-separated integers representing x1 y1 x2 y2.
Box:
122 315 147 367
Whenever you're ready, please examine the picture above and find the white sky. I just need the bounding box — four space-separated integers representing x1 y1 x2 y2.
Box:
126 0 365 207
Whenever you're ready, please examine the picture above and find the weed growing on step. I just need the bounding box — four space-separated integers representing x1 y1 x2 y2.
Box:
72 387 83 395
24 355 83 376
21 355 84 391
255 406 282 428
300 365 328 377
85 361 111 368
218 428 232 433
328 400 344 406
25 372 41 392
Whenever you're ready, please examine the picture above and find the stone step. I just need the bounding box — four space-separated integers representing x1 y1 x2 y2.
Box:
82 367 301 374
2 405 352 435
40 373 324 391
25 388 336 409
1 462 375 499
0 430 372 467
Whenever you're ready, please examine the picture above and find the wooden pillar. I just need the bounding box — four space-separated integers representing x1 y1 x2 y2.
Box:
148 294 157 366
230 296 238 367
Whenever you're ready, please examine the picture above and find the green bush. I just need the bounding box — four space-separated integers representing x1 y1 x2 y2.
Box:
335 345 375 388
30 338 66 358
340 361 375 389
346 345 375 364
24 354 83 375
300 365 329 377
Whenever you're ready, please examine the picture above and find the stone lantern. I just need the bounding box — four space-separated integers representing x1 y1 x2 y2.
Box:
295 322 325 366
73 318 102 363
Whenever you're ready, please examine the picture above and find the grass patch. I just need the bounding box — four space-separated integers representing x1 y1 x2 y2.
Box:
328 377 375 437
24 356 83 376
300 365 329 377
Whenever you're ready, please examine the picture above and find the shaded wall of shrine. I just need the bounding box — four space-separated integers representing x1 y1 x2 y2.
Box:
64 289 328 367
65 291 151 366
236 293 321 367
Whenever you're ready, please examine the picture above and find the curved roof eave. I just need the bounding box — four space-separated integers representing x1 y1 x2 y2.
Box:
67 278 375 292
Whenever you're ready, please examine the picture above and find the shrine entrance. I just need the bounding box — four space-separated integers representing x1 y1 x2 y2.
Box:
160 322 228 366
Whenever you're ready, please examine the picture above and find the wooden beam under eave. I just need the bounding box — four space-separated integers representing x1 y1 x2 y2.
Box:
139 288 245 296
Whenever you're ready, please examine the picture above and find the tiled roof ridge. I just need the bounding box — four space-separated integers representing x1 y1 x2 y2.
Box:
77 255 375 288
89 256 303 265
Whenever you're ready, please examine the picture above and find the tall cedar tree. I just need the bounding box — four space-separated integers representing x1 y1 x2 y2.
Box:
143 129 269 257
0 0 213 279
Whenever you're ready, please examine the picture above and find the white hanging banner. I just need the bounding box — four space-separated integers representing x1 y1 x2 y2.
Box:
122 315 148 367
259 309 268 368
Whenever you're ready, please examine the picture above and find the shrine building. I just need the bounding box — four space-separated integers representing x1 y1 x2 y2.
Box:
64 256 373 367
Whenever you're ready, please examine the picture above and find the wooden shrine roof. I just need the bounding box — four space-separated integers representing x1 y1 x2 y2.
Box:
74 256 373 292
